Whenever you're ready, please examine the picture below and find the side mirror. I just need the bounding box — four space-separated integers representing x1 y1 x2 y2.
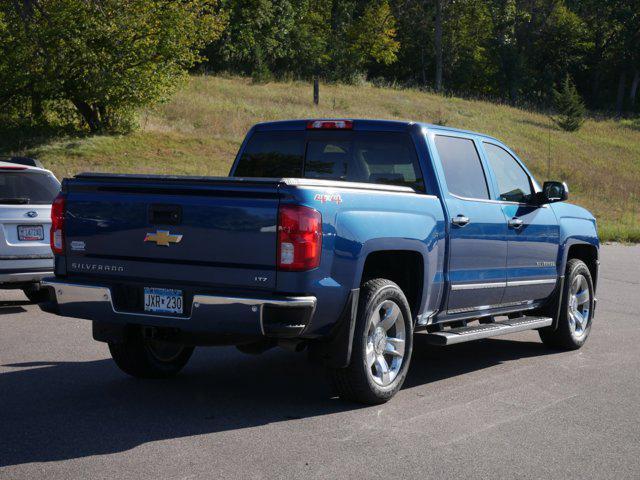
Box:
538 181 569 204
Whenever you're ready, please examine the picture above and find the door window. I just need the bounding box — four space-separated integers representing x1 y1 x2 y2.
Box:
484 143 533 203
434 135 489 199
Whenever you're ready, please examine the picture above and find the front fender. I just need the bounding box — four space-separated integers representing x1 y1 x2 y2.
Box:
552 202 599 275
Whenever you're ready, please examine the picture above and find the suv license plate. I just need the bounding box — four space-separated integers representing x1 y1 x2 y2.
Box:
18 225 44 241
143 287 184 315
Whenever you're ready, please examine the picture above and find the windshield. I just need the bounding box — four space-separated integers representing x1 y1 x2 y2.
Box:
233 131 425 191
0 171 60 205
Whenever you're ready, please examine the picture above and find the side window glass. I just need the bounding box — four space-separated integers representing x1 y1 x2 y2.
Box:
434 135 489 199
353 134 424 191
483 143 533 203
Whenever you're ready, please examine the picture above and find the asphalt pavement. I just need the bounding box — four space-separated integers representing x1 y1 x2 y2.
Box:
1 244 639 479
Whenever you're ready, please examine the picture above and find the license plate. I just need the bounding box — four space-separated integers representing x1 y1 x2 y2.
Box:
143 287 184 314
18 225 44 241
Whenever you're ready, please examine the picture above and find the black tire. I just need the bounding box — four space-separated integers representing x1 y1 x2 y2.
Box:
328 278 414 405
108 328 194 378
22 285 50 304
539 258 594 350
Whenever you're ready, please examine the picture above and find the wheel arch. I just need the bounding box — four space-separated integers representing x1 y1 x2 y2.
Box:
564 242 599 290
359 249 425 319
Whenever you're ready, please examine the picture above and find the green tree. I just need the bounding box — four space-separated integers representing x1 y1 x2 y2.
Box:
347 0 400 69
552 75 586 131
0 0 226 132
207 0 400 83
214 0 298 80
323 0 401 82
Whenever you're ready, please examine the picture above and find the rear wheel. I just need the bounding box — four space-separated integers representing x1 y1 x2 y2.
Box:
539 258 594 350
108 328 194 378
328 278 413 404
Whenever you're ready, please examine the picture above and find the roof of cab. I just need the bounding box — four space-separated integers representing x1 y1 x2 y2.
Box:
252 118 501 143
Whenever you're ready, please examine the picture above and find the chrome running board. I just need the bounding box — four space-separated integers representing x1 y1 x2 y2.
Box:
419 316 553 346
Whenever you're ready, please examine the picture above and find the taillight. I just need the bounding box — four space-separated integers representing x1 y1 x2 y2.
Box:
50 193 66 254
277 205 322 271
306 120 353 130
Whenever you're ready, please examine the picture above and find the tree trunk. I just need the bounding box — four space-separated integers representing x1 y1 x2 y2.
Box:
30 93 43 123
590 31 604 107
630 69 639 109
434 0 443 92
72 99 101 132
420 45 426 87
615 71 626 116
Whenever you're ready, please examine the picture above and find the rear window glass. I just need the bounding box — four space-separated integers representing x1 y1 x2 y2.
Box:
233 132 305 178
0 171 60 205
234 131 424 191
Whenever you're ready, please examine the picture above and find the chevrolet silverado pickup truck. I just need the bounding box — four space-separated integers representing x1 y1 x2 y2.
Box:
42 119 599 404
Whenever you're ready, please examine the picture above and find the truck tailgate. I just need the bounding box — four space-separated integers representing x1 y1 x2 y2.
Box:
63 175 280 290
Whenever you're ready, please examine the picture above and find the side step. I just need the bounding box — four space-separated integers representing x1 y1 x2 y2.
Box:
420 316 553 346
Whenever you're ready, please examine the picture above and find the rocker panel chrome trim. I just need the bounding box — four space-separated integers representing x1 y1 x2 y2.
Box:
446 300 531 315
450 277 556 292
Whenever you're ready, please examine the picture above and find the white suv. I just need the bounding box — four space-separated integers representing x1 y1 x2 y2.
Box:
0 158 60 302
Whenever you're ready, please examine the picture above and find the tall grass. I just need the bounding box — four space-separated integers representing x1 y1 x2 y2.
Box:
12 75 640 242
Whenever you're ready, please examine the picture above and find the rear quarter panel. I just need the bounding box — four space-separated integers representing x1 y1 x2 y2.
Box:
278 185 446 336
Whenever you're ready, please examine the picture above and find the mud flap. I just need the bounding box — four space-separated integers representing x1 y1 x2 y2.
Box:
308 289 359 368
92 321 127 344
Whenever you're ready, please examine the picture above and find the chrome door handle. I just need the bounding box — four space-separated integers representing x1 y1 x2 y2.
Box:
508 217 524 229
452 215 470 227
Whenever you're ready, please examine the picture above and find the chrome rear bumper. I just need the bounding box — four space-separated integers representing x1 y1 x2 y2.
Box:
42 278 316 338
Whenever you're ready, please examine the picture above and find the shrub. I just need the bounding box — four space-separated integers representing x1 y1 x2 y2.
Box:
552 75 586 132
0 1 227 133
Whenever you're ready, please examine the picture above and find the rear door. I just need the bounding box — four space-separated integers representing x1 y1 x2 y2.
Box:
430 134 509 314
481 142 559 304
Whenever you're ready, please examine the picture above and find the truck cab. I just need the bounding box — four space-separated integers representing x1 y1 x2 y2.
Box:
42 119 599 404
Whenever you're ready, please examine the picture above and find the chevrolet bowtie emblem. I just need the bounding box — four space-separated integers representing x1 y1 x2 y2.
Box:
144 230 183 247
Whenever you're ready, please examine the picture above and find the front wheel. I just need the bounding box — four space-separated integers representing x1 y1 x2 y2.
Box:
108 328 194 378
328 278 413 404
539 258 594 350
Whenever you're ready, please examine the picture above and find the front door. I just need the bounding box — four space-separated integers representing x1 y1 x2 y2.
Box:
482 142 560 305
431 134 509 314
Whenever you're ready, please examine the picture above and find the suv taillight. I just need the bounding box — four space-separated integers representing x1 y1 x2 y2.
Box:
50 193 66 254
277 205 322 271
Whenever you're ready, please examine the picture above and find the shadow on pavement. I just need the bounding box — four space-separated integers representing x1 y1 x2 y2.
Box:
0 300 30 315
0 336 554 467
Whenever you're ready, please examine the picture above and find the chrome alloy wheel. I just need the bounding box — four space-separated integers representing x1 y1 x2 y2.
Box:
365 299 406 387
145 339 186 363
568 274 591 339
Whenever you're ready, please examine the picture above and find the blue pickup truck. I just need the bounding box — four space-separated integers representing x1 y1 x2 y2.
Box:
42 119 599 404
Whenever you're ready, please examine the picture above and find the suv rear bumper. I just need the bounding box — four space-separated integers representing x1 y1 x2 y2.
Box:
0 268 52 286
41 278 316 339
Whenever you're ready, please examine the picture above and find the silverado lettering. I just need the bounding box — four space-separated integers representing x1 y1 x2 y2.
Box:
71 263 125 273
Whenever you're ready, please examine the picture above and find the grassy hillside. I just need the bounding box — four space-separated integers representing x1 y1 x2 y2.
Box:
4 75 640 241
